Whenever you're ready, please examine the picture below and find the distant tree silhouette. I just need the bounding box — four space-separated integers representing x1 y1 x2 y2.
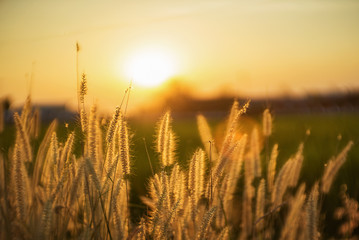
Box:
1 96 11 110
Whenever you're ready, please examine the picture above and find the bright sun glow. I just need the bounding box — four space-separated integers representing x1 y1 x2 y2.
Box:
125 50 176 87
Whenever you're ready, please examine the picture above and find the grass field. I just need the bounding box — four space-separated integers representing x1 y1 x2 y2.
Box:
128 111 359 237
1 101 358 239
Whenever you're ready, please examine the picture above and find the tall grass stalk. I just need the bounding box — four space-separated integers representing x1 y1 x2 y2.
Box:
76 42 80 113
1 86 356 240
321 141 354 193
14 113 32 163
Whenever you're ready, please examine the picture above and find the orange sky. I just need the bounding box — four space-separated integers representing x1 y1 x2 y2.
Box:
1 0 359 112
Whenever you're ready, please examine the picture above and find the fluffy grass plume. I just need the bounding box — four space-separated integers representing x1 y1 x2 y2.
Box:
1 86 357 240
79 72 87 104
321 141 354 193
59 132 75 172
169 164 185 208
46 132 60 185
220 100 249 158
12 143 30 220
118 113 130 177
188 148 206 220
288 143 304 187
106 106 121 144
20 95 32 129
306 182 319 240
227 134 247 196
29 108 40 139
255 179 266 232
250 127 261 177
85 156 101 192
14 112 32 163
280 184 306 240
241 181 254 240
112 178 128 239
80 108 88 133
267 143 278 192
32 119 57 189
262 108 272 137
37 199 53 240
271 157 292 207
196 206 217 240
197 114 218 161
88 105 99 167
156 111 176 167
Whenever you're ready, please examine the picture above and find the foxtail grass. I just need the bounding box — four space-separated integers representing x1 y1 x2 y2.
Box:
12 143 30 220
321 141 354 193
262 108 272 137
197 114 218 161
267 143 278 193
14 112 32 163
306 182 319 240
1 90 356 240
156 111 176 168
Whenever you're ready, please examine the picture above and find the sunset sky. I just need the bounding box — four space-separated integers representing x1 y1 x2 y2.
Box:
1 0 359 112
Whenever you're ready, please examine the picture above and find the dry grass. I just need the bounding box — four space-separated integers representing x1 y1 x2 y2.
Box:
0 90 356 239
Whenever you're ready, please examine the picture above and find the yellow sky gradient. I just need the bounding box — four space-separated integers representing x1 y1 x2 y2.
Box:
1 0 359 112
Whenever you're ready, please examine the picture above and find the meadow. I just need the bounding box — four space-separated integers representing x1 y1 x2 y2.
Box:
0 93 358 239
130 109 359 238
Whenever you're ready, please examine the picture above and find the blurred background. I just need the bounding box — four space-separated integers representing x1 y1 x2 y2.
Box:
1 0 359 237
1 0 359 113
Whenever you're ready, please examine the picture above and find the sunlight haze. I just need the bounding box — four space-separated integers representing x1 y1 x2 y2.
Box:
124 48 177 87
1 0 359 111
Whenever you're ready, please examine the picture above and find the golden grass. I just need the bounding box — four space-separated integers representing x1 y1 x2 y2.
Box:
0 90 356 239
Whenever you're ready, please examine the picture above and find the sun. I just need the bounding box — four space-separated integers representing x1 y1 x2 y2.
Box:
125 50 176 87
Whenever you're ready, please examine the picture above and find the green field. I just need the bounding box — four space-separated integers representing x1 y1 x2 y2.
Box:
125 111 359 237
1 109 358 238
